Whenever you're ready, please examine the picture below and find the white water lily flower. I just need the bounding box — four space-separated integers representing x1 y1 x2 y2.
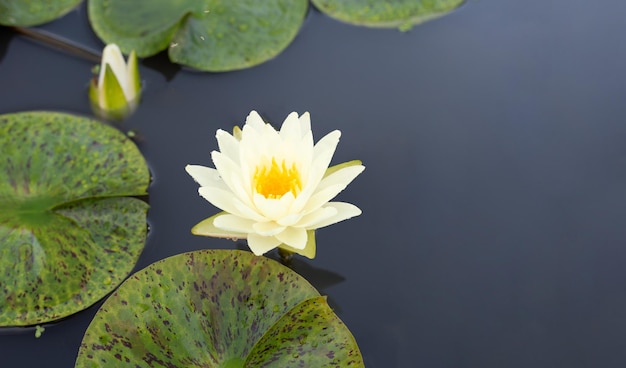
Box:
89 44 141 120
186 110 364 259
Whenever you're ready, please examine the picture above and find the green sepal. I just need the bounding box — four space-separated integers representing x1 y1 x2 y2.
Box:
101 64 128 111
88 79 100 111
233 125 243 140
191 212 247 239
324 159 363 178
278 230 316 259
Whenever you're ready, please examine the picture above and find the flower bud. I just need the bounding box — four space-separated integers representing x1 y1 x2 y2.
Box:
89 44 141 121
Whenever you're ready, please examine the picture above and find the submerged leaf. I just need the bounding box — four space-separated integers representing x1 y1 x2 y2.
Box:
311 0 465 30
0 111 149 326
88 0 309 71
75 250 364 367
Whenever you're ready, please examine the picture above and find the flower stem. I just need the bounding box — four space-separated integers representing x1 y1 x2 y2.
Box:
278 248 294 265
11 26 101 62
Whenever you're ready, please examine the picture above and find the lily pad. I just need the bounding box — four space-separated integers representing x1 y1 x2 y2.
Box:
0 111 149 326
75 250 364 367
0 0 82 27
311 0 465 30
88 0 309 72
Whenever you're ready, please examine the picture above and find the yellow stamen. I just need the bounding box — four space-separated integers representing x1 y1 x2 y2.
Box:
254 158 302 199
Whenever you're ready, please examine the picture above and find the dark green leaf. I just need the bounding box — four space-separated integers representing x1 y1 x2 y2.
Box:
75 250 364 367
0 0 82 27
88 0 308 71
311 0 465 30
0 111 149 326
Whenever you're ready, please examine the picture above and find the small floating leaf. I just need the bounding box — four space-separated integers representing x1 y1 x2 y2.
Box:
34 325 45 338
75 250 364 367
311 0 465 30
88 0 309 71
0 0 82 27
0 111 149 326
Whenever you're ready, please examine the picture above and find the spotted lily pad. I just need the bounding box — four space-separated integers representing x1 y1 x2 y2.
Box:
75 250 364 367
0 111 149 326
88 0 308 72
0 0 82 26
311 0 465 30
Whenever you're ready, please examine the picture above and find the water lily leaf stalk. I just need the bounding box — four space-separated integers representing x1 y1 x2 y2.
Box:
89 44 141 121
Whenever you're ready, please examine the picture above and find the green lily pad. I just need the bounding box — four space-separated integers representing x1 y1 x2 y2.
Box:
0 111 150 326
0 0 82 26
75 250 364 367
88 0 309 72
311 0 465 30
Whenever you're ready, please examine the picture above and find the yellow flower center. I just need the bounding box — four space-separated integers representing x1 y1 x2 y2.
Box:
254 158 302 199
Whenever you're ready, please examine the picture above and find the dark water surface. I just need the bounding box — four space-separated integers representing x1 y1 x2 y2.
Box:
3 1 626 367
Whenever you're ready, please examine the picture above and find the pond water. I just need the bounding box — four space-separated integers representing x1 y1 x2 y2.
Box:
3 1 626 367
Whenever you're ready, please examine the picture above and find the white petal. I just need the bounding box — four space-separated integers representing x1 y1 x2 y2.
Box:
198 187 265 222
252 221 286 236
213 214 255 233
293 130 314 179
289 161 326 213
309 164 365 207
216 129 240 162
247 233 281 256
303 184 346 213
123 50 139 101
245 110 266 130
313 130 341 171
240 126 281 171
302 164 363 213
242 114 280 156
279 112 302 142
232 200 267 222
275 227 308 250
294 206 337 228
305 202 361 229
262 125 283 158
185 165 222 187
236 159 254 198
252 193 291 220
99 44 127 89
318 164 364 191
241 121 263 144
298 112 311 137
290 130 341 213
211 151 253 206
276 212 303 227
